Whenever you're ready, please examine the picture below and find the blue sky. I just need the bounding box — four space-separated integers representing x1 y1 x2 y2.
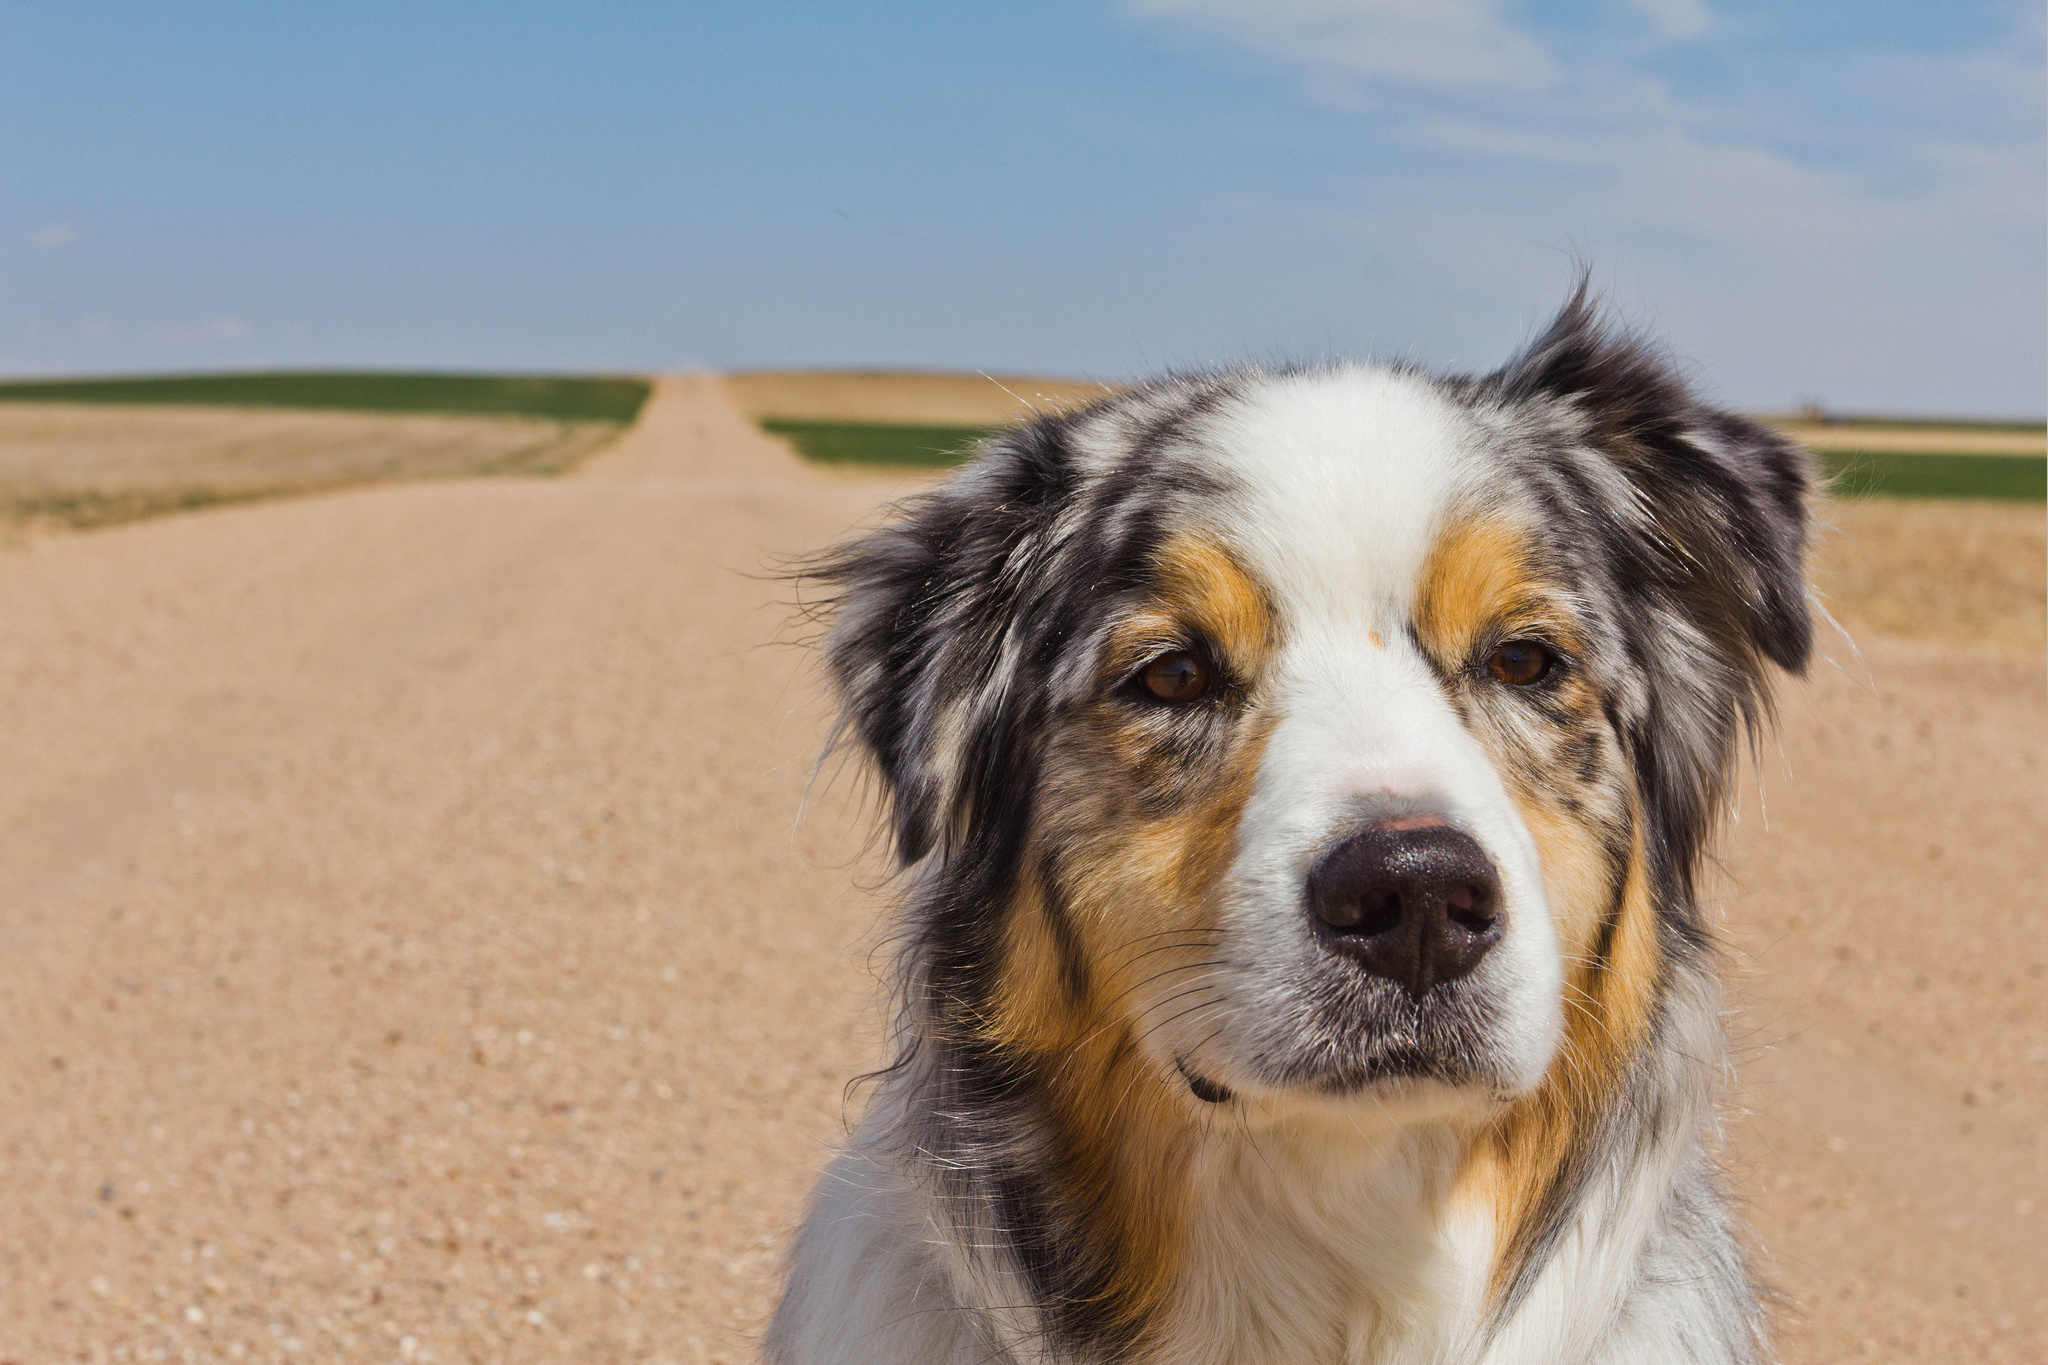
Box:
3 2 2041 415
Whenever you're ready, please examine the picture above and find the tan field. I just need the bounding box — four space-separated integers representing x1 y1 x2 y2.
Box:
1814 499 2043 650
1772 423 2045 457
0 403 625 529
0 376 2040 1363
723 369 1122 425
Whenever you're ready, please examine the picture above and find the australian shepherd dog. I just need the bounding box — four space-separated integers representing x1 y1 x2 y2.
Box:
769 287 1812 1365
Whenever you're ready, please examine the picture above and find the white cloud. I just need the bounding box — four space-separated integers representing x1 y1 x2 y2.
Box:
1119 0 2044 263
1120 1 2045 412
1624 0 1712 42
1122 0 1557 93
30 223 79 250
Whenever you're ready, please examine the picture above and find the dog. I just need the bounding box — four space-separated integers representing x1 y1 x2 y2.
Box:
769 286 1812 1365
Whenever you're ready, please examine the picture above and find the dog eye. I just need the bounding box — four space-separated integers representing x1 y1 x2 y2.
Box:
1138 650 1210 704
1487 640 1555 687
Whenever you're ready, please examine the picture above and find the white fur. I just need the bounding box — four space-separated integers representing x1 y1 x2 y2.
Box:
1147 367 1563 1103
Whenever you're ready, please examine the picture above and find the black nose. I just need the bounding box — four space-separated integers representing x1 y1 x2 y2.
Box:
1307 823 1503 997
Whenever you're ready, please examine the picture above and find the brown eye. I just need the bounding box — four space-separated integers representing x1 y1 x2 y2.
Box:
1487 640 1555 687
1139 650 1210 704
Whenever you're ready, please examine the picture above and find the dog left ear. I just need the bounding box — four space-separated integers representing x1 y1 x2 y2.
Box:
1488 284 1815 901
1492 282 1814 679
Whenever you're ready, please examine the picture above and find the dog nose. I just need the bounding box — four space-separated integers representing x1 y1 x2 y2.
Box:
1307 823 1503 997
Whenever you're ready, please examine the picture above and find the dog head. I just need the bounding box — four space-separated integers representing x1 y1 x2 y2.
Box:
814 291 1811 1141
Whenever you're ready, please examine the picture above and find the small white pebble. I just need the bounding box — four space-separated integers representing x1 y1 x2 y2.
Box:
185 1306 205 1324
583 1262 601 1279
525 1309 545 1327
516 1030 535 1046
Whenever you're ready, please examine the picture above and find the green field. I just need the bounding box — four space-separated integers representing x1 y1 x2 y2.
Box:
0 371 651 424
760 419 996 468
762 418 2045 500
1818 450 2045 501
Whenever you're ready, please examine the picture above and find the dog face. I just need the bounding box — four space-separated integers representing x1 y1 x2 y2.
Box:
817 296 1810 1141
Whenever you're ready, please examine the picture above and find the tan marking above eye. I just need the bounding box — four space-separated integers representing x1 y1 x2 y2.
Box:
1139 650 1209 703
1414 514 1541 667
1414 512 1585 684
1487 639 1555 687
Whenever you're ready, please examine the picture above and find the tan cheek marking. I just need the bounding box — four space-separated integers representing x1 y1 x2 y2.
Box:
1506 771 1613 971
986 864 1085 1054
1459 808 1663 1301
982 715 1276 1342
982 879 1196 1338
1059 709 1278 967
977 536 1282 1344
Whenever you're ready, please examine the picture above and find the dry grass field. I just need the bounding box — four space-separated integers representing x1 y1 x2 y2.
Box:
0 404 624 530
0 374 2039 1364
1815 498 2044 650
723 369 1119 425
1774 422 2045 457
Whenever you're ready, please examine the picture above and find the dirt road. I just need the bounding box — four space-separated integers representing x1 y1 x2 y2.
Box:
0 377 2039 1363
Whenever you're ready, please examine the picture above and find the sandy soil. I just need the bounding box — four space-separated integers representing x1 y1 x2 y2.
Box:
0 375 2039 1364
1722 637 2045 1363
0 404 622 528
